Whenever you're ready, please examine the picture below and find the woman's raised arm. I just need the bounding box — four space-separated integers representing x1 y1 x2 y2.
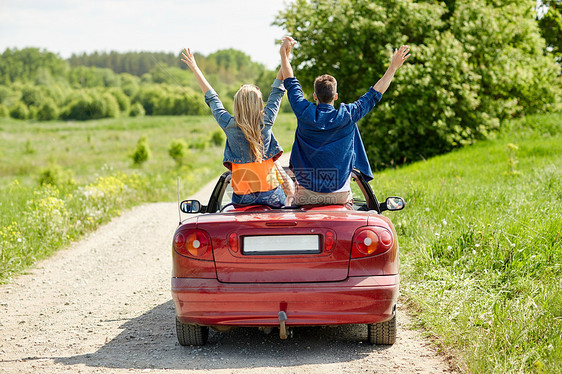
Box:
181 48 213 94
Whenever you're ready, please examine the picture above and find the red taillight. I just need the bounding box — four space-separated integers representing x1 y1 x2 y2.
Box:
325 230 335 252
228 232 238 253
174 229 211 258
352 227 393 258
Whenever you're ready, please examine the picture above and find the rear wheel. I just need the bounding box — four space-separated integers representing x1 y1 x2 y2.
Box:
367 314 396 345
176 317 209 346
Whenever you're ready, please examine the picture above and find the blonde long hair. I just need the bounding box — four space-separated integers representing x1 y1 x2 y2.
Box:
233 85 265 162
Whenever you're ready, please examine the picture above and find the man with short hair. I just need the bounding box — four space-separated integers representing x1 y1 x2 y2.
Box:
280 36 410 206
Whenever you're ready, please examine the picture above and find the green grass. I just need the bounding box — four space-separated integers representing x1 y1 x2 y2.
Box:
0 113 297 283
372 112 561 373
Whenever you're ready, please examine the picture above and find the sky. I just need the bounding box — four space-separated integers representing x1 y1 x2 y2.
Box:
0 0 293 69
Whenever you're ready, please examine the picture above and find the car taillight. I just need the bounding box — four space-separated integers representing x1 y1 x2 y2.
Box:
174 229 211 258
351 227 393 258
228 232 238 253
325 230 335 252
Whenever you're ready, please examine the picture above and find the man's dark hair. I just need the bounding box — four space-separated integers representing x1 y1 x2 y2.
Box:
314 74 337 104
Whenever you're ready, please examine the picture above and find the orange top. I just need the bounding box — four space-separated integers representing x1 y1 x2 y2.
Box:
231 158 280 195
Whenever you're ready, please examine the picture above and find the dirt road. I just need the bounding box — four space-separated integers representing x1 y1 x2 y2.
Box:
0 175 455 374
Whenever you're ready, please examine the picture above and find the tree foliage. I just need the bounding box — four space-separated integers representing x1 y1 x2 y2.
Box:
68 51 180 77
36 98 59 121
276 0 562 169
9 101 29 120
538 0 562 60
0 47 263 121
0 48 67 85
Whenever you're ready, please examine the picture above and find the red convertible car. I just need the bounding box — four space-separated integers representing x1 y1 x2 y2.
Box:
172 169 405 346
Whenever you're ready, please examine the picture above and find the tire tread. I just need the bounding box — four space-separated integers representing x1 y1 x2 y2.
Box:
368 315 397 345
176 318 209 346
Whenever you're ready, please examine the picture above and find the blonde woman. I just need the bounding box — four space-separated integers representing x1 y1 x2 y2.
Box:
181 48 291 207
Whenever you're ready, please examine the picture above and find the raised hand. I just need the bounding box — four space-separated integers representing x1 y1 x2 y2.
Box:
390 45 410 70
372 45 411 94
181 48 198 71
180 47 212 94
280 36 296 79
280 36 297 57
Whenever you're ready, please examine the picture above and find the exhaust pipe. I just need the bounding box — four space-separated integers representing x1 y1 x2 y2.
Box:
278 311 288 339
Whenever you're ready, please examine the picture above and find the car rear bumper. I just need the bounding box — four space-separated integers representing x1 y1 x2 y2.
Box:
172 275 399 327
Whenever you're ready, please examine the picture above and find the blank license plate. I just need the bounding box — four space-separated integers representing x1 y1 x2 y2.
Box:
243 235 320 255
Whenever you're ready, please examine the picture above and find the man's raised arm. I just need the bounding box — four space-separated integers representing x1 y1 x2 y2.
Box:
372 45 410 94
280 36 296 79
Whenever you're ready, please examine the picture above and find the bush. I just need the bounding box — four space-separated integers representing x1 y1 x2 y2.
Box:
9 102 29 119
61 91 119 121
88 94 108 119
38 164 74 186
102 92 119 118
108 87 130 114
129 102 145 117
184 91 207 115
20 85 44 107
67 66 119 88
151 87 207 116
189 136 208 150
24 140 36 154
132 85 165 115
120 73 140 97
168 139 189 166
0 85 17 106
210 130 225 146
43 84 68 107
0 103 9 117
153 94 180 115
61 95 90 121
130 135 151 166
61 93 99 121
36 98 59 121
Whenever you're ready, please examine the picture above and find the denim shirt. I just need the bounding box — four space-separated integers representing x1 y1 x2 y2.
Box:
284 77 382 193
204 79 285 166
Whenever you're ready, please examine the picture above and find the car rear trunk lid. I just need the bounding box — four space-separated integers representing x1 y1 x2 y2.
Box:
198 210 367 283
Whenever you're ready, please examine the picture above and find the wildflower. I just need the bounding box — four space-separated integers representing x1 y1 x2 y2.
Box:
441 219 447 226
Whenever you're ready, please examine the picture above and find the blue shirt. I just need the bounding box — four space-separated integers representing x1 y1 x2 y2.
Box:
204 79 285 166
284 77 382 193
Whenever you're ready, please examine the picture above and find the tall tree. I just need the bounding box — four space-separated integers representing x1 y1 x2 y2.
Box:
276 0 562 169
0 48 68 84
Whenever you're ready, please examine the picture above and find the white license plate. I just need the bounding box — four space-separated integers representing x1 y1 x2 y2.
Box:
243 235 320 255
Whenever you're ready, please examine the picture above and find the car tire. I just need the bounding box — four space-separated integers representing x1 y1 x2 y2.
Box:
176 318 209 346
367 314 396 345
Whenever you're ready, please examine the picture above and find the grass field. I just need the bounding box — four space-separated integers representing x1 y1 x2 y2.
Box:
372 112 561 373
1 111 560 373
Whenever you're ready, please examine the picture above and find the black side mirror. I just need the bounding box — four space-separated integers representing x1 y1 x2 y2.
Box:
180 200 203 214
380 197 405 212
